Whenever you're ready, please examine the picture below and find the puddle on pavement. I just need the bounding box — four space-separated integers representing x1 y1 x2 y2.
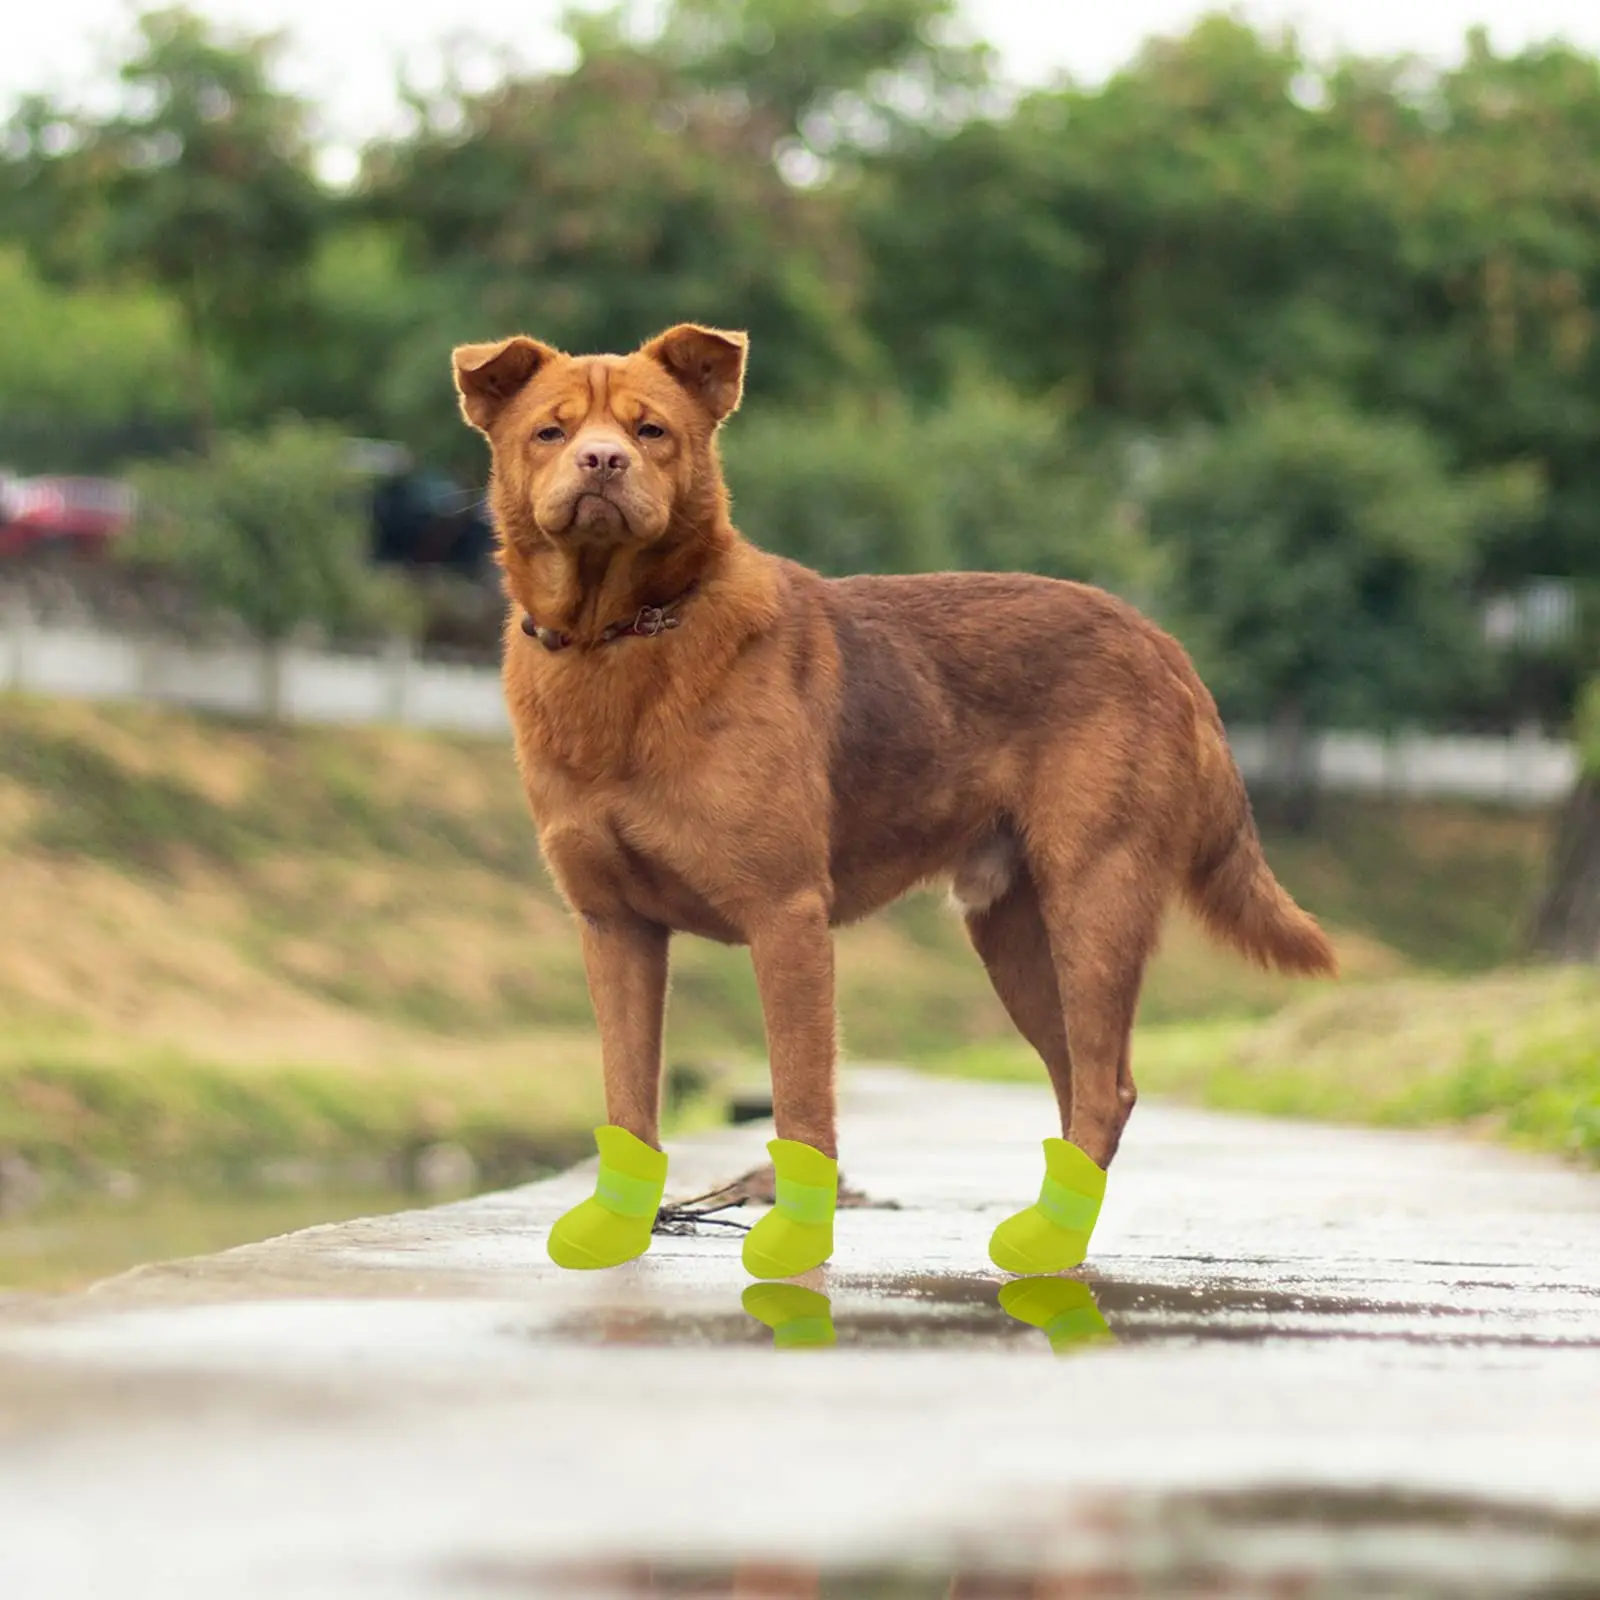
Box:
459 1487 1600 1598
544 1270 1598 1356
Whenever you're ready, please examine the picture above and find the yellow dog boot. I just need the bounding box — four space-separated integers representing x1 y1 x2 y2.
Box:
998 1276 1115 1353
547 1126 667 1270
988 1137 1106 1276
742 1283 836 1349
742 1139 837 1279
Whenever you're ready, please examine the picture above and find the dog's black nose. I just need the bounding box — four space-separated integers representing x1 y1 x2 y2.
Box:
576 436 631 477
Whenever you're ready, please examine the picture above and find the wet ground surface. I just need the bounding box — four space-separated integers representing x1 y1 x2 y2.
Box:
0 1068 1597 1598
479 1487 1600 1598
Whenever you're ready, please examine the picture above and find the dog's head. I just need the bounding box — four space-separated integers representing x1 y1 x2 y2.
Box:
452 324 747 552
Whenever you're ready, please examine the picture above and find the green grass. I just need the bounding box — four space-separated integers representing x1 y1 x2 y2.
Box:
0 1025 604 1193
931 968 1600 1164
1192 966 1600 1161
0 692 1019 1056
1 709 543 879
1256 799 1548 970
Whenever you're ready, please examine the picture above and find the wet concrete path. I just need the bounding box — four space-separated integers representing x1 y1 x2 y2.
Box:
1 1068 1597 1597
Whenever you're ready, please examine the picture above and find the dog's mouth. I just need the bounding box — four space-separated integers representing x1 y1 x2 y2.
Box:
564 490 629 537
536 476 666 544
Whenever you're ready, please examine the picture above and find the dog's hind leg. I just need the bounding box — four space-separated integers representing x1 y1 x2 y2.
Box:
962 868 1074 1124
1033 843 1161 1168
986 837 1164 1277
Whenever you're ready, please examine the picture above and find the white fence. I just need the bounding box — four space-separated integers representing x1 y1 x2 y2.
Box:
0 608 1578 806
1226 727 1575 807
0 609 508 735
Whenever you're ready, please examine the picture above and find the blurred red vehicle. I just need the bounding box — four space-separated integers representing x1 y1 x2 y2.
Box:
0 473 137 557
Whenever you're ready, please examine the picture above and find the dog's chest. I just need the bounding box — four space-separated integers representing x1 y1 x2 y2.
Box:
533 782 746 945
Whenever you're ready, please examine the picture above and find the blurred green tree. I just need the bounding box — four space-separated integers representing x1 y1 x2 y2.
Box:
859 15 1600 723
1 8 328 439
0 248 193 470
657 0 990 157
862 17 1368 414
107 8 326 435
3 2 1598 738
1141 393 1543 823
357 0 982 431
0 94 114 281
126 422 406 705
1316 35 1600 594
723 380 1156 590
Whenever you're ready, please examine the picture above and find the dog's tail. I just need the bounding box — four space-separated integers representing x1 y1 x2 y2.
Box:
1183 711 1339 978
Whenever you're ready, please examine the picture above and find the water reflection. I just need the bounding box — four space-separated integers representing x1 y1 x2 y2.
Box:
996 1277 1114 1353
737 1277 1112 1355
561 1266 1584 1355
741 1283 837 1348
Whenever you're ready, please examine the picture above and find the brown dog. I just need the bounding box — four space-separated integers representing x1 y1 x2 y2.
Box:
452 324 1335 1174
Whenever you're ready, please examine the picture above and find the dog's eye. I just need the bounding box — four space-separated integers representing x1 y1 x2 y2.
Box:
637 422 666 440
535 425 564 444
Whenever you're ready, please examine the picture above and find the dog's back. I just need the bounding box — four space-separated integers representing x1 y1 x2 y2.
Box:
770 564 1334 982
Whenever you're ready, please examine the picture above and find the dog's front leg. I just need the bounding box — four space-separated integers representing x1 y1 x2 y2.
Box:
742 891 840 1279
747 890 837 1156
544 910 670 1271
580 910 671 1147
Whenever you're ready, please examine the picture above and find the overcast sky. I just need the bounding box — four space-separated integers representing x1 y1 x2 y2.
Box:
8 0 1600 167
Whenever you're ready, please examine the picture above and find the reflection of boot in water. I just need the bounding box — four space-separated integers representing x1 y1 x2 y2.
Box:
998 1276 1114 1353
742 1283 836 1349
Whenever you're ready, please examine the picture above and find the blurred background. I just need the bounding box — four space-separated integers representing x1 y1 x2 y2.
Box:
0 0 1596 1289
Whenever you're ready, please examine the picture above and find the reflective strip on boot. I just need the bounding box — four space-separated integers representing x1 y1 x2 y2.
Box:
774 1316 835 1348
1044 1305 1110 1343
594 1166 664 1218
774 1175 835 1225
1036 1174 1101 1232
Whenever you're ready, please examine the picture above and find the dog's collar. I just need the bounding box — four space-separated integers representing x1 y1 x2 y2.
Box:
520 582 699 654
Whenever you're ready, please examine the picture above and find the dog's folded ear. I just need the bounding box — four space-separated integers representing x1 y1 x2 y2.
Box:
452 337 560 433
639 324 748 423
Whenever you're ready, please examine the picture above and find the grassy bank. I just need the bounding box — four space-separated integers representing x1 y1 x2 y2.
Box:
936 967 1600 1164
0 692 1560 1199
0 1191 418 1293
0 693 993 1195
0 1026 604 1195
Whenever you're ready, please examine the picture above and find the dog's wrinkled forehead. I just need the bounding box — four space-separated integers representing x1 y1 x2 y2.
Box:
511 353 706 433
453 325 748 439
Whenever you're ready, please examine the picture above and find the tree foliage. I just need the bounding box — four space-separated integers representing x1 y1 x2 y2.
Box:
126 421 396 645
655 0 991 157
362 20 870 404
725 381 1154 594
0 248 192 470
0 1 1596 732
1142 393 1541 731
861 18 1600 594
2 8 324 432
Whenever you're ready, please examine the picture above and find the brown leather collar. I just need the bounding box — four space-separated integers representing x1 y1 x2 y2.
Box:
520 582 699 654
